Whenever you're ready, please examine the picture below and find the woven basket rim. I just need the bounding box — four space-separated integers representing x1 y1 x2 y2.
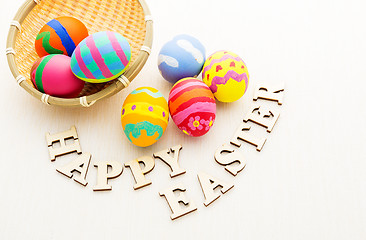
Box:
6 0 153 107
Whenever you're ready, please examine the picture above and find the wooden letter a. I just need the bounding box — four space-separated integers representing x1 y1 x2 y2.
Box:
198 172 234 207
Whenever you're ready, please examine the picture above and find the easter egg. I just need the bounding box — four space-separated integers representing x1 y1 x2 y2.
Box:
30 55 85 98
168 78 216 137
121 87 169 147
71 31 131 83
202 51 249 102
35 16 88 58
158 34 206 84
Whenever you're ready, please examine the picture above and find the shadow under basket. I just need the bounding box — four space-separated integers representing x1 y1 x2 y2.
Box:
6 0 153 107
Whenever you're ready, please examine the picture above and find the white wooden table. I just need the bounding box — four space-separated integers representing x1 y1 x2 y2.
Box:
0 0 365 239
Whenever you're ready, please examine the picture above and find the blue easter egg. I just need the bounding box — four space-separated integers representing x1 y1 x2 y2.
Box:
158 34 206 84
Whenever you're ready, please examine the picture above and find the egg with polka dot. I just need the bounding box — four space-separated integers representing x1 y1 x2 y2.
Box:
121 87 169 147
158 34 206 84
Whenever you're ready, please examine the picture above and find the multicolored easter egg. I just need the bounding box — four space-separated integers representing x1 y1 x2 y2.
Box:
71 31 131 83
30 55 85 98
121 87 169 147
35 16 88 58
168 78 216 137
202 51 249 102
158 34 206 84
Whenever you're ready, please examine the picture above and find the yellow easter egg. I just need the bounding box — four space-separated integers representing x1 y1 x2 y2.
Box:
202 51 249 102
121 87 169 147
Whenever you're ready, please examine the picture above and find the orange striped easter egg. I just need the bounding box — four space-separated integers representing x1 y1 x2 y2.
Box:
35 16 88 58
168 78 216 137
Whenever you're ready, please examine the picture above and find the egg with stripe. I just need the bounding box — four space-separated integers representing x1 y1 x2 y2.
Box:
71 31 131 83
35 16 88 58
121 87 169 147
30 54 85 98
202 51 249 102
169 78 216 137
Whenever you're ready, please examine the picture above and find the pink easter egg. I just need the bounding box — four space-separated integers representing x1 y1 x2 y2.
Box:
31 54 85 98
168 77 216 137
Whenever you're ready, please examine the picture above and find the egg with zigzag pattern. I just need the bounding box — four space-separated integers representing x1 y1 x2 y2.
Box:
202 51 249 102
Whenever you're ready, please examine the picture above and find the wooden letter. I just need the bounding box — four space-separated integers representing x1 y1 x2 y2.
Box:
159 184 197 220
56 152 91 186
93 161 123 191
230 122 267 151
253 82 285 105
153 145 185 178
215 144 246 176
197 172 234 207
125 156 155 190
243 104 280 133
46 126 82 161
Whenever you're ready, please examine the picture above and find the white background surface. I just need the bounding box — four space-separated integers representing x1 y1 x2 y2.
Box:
1 0 366 239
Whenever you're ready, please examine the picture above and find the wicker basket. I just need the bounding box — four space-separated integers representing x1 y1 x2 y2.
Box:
6 0 153 107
